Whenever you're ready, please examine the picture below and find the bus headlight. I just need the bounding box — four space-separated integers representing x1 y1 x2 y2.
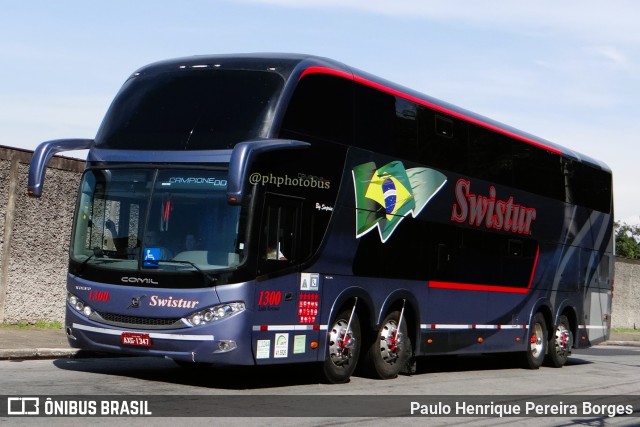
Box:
67 293 93 317
184 302 245 327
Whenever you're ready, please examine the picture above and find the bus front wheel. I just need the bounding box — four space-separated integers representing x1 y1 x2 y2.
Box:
522 312 547 369
321 308 361 384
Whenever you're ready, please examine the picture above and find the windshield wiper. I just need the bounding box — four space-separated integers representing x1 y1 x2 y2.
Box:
77 248 103 273
157 260 218 285
77 249 127 274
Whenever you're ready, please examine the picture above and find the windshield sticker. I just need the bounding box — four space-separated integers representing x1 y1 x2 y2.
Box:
352 161 447 243
160 177 228 189
143 248 161 267
167 177 227 185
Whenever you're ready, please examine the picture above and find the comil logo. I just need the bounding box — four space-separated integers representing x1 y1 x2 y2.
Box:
121 277 158 285
7 397 40 415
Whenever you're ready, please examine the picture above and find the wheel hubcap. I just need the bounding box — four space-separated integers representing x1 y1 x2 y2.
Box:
555 324 571 357
530 323 544 357
379 319 401 364
328 319 354 366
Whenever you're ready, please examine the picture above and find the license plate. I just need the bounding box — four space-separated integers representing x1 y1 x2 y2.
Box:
121 332 151 347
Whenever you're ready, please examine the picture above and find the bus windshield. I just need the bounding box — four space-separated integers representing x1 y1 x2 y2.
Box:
95 69 284 150
71 169 243 272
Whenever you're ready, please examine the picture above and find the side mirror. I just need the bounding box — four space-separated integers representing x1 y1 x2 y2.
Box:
28 139 93 197
226 139 310 204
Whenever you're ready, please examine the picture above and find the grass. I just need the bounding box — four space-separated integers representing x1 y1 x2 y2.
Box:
612 327 639 333
0 320 63 329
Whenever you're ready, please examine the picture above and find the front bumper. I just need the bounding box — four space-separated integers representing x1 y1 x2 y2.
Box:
66 310 254 365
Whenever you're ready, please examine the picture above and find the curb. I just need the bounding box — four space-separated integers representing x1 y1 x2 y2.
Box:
598 340 640 347
0 348 80 360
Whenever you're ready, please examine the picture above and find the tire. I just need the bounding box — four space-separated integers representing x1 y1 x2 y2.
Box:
521 312 547 369
320 307 361 384
361 310 412 379
545 315 573 368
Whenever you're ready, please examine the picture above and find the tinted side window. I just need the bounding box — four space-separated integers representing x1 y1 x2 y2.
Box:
258 195 301 274
394 98 418 160
467 125 513 187
280 75 352 144
567 161 612 213
353 84 396 153
512 145 565 201
353 220 537 288
417 107 468 174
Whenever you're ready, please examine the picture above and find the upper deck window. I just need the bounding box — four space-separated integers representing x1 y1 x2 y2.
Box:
95 69 284 150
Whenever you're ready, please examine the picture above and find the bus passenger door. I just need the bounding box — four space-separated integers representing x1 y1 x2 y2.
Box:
253 194 314 363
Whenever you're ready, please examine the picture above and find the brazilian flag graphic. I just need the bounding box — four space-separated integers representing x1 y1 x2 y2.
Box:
352 161 447 243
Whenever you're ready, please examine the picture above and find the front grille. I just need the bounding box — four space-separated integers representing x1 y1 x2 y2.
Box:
90 311 187 330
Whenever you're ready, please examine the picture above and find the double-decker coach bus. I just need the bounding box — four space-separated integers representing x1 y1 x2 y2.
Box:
28 54 613 383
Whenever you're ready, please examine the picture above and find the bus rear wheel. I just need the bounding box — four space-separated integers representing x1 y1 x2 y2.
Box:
362 310 412 379
522 312 547 369
545 315 572 368
523 313 548 369
320 308 361 384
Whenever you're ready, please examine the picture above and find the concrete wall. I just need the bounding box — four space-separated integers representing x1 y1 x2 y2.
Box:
0 146 83 323
0 146 638 328
611 258 640 329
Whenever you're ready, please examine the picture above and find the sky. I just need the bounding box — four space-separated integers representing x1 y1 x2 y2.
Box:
1 1 638 222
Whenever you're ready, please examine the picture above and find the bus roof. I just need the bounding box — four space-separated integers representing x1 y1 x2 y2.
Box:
132 53 610 173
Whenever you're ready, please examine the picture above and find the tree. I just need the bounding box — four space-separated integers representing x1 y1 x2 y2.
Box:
615 221 640 259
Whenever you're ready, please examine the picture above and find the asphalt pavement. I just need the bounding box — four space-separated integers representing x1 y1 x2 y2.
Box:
0 325 638 360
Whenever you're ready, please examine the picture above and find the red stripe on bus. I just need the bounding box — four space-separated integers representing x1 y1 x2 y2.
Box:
300 66 563 155
300 66 353 80
429 241 539 294
429 281 530 294
528 245 541 288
